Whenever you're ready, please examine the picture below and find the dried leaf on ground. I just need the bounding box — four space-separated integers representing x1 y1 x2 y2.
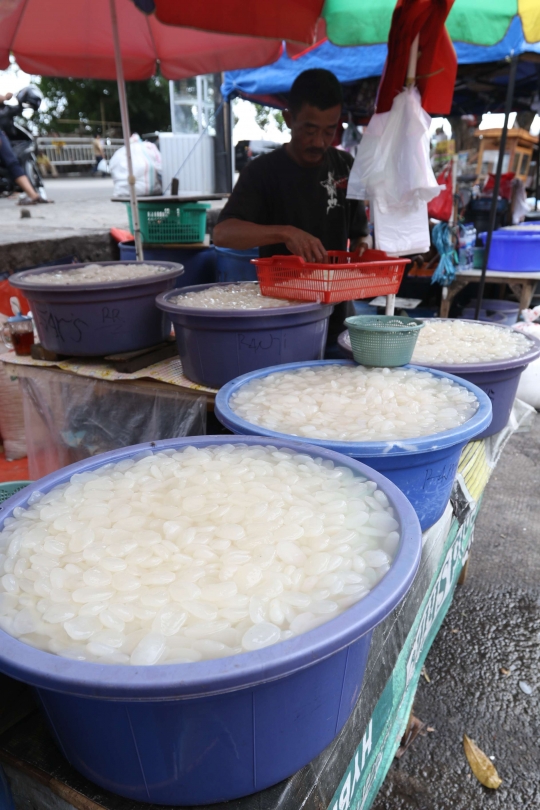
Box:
463 734 502 789
421 665 431 683
500 667 510 676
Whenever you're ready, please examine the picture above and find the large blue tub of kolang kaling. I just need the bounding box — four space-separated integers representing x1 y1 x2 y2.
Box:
0 436 421 806
156 281 333 388
10 261 184 356
215 361 493 531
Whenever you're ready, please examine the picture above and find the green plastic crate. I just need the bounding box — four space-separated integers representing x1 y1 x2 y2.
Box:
125 201 210 245
344 315 425 367
0 481 31 504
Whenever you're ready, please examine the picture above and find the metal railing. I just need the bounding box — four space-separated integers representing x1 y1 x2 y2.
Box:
36 137 124 167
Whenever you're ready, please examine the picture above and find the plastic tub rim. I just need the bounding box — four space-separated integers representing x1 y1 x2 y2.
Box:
215 360 493 457
338 321 540 375
9 260 185 293
156 281 330 319
413 318 540 374
0 435 421 699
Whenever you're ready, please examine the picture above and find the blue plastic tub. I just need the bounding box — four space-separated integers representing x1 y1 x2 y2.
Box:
0 436 421 805
118 241 216 287
479 230 540 271
215 361 493 531
10 261 184 356
409 320 540 438
462 299 519 326
215 246 259 281
156 282 333 388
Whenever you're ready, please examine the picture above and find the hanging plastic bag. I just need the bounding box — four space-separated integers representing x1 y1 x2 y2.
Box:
109 134 162 197
347 87 441 254
347 86 441 210
427 163 453 221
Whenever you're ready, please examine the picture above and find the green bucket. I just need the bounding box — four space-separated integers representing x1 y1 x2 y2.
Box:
344 315 425 367
0 481 31 504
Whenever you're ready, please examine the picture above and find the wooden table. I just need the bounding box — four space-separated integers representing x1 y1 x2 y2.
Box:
439 269 540 318
112 194 229 203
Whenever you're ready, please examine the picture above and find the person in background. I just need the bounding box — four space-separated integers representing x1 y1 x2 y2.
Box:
213 69 368 346
0 92 51 205
92 131 105 175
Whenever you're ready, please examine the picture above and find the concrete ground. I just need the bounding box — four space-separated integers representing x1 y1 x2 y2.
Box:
373 412 540 809
0 177 129 247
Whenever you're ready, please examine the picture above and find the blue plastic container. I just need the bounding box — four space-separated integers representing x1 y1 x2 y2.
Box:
156 282 333 388
215 361 493 531
462 299 519 326
10 261 184 356
0 436 421 805
479 230 540 271
118 241 216 287
215 246 259 281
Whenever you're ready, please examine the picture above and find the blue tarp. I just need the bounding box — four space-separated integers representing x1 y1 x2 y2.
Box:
222 16 540 107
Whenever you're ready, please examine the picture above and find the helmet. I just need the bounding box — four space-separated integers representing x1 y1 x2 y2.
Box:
17 86 42 112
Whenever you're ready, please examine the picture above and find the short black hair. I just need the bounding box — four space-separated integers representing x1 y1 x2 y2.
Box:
288 69 343 116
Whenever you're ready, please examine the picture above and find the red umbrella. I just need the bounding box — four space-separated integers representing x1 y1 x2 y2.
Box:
0 0 289 80
376 0 457 114
147 0 324 45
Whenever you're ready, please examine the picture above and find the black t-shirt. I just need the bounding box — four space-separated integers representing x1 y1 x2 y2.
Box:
218 146 368 257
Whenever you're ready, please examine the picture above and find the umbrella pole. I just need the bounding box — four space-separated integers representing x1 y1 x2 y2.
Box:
474 55 518 320
109 0 144 261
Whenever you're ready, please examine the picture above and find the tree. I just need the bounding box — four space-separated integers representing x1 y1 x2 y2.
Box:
254 104 287 134
34 76 171 136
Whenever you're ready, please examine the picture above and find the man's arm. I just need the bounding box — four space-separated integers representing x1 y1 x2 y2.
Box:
213 218 328 263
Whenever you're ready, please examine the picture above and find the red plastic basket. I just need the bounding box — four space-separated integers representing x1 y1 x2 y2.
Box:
253 249 410 304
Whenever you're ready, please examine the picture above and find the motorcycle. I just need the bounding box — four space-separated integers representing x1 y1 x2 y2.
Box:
0 86 46 199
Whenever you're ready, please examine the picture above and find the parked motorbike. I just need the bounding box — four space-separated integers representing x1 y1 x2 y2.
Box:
0 86 46 199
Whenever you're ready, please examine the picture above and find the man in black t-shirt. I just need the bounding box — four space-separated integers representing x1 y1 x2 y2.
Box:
214 69 368 263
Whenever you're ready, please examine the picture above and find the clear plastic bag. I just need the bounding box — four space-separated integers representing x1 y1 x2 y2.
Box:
12 365 206 479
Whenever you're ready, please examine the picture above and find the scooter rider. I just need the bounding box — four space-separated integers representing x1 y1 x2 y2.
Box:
0 90 52 205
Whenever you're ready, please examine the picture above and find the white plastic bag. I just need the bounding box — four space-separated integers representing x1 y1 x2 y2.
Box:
109 134 162 197
347 87 440 255
516 357 540 410
371 198 431 255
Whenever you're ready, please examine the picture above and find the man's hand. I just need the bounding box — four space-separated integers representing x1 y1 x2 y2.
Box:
0 92 13 104
282 226 328 263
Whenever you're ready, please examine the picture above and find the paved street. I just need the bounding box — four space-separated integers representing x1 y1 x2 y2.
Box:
0 177 129 246
373 413 540 809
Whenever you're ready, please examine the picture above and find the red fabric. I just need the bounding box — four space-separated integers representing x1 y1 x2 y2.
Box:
427 163 453 221
153 0 324 44
0 0 285 79
0 281 30 317
484 172 515 201
110 227 133 243
376 0 457 115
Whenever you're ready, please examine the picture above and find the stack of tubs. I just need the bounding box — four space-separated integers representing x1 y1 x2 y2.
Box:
215 360 492 531
119 242 216 289
156 282 334 388
0 436 422 804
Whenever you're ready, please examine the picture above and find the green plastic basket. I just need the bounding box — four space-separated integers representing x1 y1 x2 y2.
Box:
125 201 210 245
344 315 425 367
0 481 31 504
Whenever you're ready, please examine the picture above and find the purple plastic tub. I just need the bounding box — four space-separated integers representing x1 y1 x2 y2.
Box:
9 261 184 356
156 282 333 388
410 320 540 438
0 436 421 806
